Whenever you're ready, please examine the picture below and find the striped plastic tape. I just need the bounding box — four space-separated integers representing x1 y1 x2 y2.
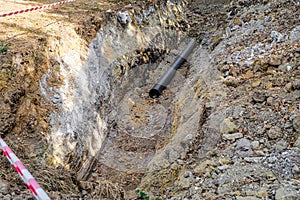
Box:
0 137 50 200
0 0 75 17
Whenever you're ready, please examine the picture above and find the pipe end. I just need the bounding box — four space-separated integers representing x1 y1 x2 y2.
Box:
149 84 166 98
149 89 160 98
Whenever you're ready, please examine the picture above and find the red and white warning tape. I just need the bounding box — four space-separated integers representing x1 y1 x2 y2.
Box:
0 137 50 200
0 0 75 18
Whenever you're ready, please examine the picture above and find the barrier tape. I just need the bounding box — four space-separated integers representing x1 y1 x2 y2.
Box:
0 0 75 18
0 137 50 200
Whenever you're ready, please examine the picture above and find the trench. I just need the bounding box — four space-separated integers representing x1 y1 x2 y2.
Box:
40 0 227 194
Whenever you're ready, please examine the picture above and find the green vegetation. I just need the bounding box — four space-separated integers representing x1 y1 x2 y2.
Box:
135 189 162 200
136 189 150 200
0 44 9 53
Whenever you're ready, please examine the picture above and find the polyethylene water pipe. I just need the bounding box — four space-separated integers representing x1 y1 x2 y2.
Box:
149 39 196 98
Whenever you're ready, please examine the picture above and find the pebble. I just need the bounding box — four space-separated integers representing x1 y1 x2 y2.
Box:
0 180 9 195
256 188 268 198
286 65 292 71
293 80 300 90
218 158 232 165
220 118 238 134
222 132 243 141
254 150 265 156
116 11 132 24
194 160 217 175
177 171 194 189
184 171 193 178
251 80 261 88
82 190 88 196
292 116 300 133
252 92 266 103
285 82 293 92
251 141 260 149
266 172 276 181
217 165 230 171
244 157 262 163
278 63 295 72
266 96 274 105
236 138 253 157
271 30 283 42
294 136 300 148
233 106 245 119
171 163 179 170
275 140 288 151
268 55 282 66
267 126 283 139
292 165 299 174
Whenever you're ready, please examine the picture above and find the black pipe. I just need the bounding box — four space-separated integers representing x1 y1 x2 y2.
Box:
149 39 197 98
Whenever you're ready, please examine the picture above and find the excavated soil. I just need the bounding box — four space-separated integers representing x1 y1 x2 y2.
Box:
1 0 300 199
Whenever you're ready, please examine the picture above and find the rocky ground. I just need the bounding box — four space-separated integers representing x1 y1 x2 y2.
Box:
139 0 300 199
0 0 299 199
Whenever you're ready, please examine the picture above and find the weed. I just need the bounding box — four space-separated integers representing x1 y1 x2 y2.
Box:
136 189 150 200
0 44 9 53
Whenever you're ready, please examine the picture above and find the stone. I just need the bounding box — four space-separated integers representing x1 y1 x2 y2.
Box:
0 180 9 195
194 160 217 175
286 65 292 71
217 165 230 171
252 92 266 103
117 11 132 24
293 80 300 90
267 126 283 139
183 171 194 178
275 187 300 200
255 150 265 156
275 140 288 151
268 55 282 66
294 136 300 148
256 188 268 198
244 157 262 163
171 163 179 170
223 132 243 141
279 63 295 72
251 141 260 149
292 165 300 174
290 25 300 43
271 30 283 42
236 138 253 157
266 172 276 181
266 96 274 105
177 171 194 189
292 116 300 133
251 80 261 88
218 158 232 165
82 190 88 196
220 118 238 134
233 106 245 119
285 82 293 92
